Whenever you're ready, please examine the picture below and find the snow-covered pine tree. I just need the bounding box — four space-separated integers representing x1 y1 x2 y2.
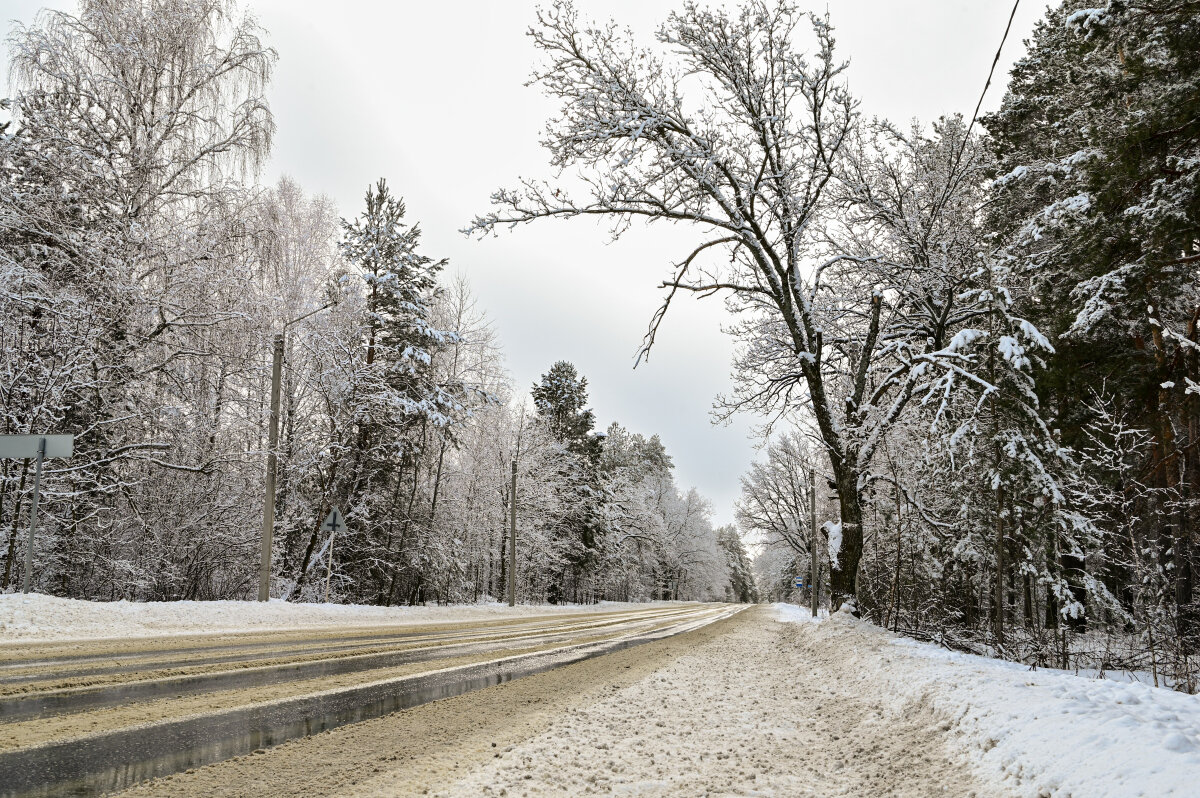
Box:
531 361 603 463
947 256 1112 648
531 361 604 601
289 179 464 603
598 422 726 602
984 0 1200 644
716 525 758 603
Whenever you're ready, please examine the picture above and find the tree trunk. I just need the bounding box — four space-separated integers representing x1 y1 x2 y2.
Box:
829 464 864 612
1150 312 1195 640
995 478 1006 645
1177 308 1200 646
1024 572 1034 630
1045 528 1061 630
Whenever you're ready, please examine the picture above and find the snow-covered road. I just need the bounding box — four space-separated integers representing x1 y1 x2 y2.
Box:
122 606 1000 797
0 602 734 796
414 605 991 798
6 601 1198 797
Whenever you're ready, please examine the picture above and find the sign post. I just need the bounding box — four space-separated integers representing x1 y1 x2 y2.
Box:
322 507 344 603
23 438 46 596
0 435 75 594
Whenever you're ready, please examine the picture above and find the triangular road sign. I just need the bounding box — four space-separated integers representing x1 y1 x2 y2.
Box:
321 507 345 534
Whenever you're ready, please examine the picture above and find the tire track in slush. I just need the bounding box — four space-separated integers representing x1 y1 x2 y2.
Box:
0 603 738 798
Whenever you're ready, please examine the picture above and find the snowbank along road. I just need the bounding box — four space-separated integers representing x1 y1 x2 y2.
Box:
0 603 737 797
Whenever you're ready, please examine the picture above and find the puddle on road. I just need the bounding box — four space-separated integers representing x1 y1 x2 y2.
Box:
0 611 731 798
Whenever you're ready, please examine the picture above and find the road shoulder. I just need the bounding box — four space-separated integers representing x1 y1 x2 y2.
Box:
400 605 1000 798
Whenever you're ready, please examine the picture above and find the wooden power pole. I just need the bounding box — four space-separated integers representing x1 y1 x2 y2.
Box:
256 301 336 603
508 459 517 607
259 333 284 602
810 467 819 618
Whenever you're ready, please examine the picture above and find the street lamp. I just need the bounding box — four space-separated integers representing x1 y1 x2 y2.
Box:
258 300 336 602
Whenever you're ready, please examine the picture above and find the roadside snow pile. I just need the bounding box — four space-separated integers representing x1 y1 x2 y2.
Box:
779 612 1200 797
771 601 827 624
0 593 680 643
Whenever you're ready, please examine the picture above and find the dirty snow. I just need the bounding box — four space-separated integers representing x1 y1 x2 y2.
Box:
399 607 1000 798
0 592 684 643
777 605 1200 798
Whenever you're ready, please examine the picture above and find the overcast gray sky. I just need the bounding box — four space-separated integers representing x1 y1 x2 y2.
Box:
3 0 1048 526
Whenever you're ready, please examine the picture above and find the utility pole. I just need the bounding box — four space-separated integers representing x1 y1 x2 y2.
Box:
257 300 336 603
508 459 517 607
809 467 819 618
259 333 284 602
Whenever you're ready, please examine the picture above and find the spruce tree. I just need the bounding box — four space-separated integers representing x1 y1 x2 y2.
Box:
331 179 464 602
984 1 1200 641
531 361 604 600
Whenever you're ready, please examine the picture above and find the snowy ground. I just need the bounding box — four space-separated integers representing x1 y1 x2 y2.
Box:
363 604 1200 797
354 606 997 798
0 593 684 643
775 603 1200 798
12 597 1199 797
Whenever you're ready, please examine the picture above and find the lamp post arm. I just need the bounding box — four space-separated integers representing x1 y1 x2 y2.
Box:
284 299 338 331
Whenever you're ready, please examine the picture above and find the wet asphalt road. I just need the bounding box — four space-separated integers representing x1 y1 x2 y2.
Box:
0 603 738 797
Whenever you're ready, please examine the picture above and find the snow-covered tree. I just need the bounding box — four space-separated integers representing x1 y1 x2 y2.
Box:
985 0 1200 646
716 524 757 603
467 3 1029 609
2 0 275 597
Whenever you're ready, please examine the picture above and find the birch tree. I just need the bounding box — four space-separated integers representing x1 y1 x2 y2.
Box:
3 0 275 596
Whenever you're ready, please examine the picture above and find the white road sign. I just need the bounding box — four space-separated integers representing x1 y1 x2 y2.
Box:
0 435 74 459
321 507 345 535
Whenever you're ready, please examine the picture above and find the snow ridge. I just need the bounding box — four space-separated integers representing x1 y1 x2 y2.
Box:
776 608 1200 797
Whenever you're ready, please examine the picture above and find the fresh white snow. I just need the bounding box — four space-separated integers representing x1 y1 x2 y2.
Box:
771 601 828 624
0 593 685 643
776 603 1200 798
824 519 843 566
